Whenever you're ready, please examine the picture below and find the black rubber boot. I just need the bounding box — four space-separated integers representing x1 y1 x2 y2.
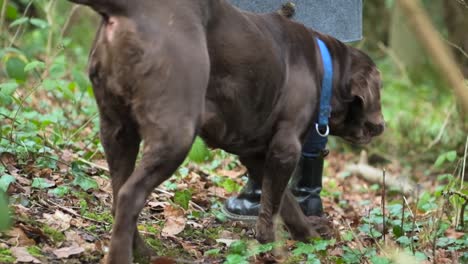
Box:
289 154 326 216
223 153 326 220
222 178 261 221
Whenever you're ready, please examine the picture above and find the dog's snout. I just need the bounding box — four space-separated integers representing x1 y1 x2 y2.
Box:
366 121 385 136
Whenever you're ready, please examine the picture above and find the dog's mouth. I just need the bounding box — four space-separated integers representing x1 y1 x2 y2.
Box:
343 121 385 145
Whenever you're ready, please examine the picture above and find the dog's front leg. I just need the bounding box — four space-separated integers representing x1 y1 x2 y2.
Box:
256 128 301 243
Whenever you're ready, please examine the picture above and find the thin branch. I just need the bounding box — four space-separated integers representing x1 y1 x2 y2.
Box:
397 0 468 122
427 107 455 150
0 0 8 41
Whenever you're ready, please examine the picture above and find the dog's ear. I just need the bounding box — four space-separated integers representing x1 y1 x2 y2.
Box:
348 51 382 116
277 2 296 19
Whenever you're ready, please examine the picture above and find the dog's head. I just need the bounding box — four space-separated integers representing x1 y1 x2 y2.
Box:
329 47 385 145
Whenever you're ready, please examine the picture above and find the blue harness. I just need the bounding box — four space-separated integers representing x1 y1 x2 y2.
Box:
315 38 334 137
302 37 334 158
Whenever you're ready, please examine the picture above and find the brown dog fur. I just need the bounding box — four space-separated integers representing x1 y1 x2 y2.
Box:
67 0 385 263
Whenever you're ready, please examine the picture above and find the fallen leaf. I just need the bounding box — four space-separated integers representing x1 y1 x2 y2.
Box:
216 166 247 179
53 243 85 259
215 238 237 247
161 205 186 237
11 247 41 263
42 210 72 231
6 228 36 246
444 228 465 239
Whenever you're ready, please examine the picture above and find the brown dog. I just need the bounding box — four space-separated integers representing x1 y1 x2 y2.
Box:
67 0 384 263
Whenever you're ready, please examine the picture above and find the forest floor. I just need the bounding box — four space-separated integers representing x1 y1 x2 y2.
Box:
0 147 466 264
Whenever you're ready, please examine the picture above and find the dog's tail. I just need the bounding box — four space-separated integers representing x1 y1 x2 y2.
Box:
67 0 127 15
278 2 296 19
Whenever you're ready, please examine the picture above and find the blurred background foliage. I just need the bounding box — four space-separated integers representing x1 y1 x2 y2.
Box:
0 0 468 168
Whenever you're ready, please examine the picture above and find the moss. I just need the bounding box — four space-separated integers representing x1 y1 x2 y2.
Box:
27 246 43 258
83 211 113 223
0 249 15 263
43 225 65 243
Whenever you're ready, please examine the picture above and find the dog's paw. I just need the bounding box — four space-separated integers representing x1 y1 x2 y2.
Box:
256 222 275 244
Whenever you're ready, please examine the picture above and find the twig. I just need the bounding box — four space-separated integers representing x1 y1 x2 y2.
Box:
377 42 409 81
60 5 80 38
397 0 468 122
344 221 370 264
65 113 99 145
411 185 421 255
427 107 455 150
9 0 34 47
461 135 467 190
400 194 405 237
45 0 57 60
0 0 8 40
444 38 468 60
43 199 108 225
382 169 386 245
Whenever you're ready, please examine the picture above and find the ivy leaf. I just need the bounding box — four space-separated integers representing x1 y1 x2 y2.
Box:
29 18 49 29
32 178 56 189
24 61 45 72
0 82 19 94
188 137 211 163
0 174 16 192
229 240 247 255
73 174 98 192
48 186 70 197
0 191 12 231
9 17 29 28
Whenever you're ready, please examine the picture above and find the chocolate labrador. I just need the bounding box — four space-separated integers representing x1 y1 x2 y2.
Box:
66 0 384 263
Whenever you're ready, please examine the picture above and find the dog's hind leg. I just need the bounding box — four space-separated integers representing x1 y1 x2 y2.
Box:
256 128 301 243
95 96 154 261
106 38 210 264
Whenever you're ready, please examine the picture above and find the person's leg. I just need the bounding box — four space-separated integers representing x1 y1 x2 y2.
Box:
222 155 264 221
289 128 328 216
223 128 328 218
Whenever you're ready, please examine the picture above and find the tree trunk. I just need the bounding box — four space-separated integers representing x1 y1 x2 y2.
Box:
444 0 468 78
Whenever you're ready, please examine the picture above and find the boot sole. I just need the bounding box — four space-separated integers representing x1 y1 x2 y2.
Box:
221 206 258 222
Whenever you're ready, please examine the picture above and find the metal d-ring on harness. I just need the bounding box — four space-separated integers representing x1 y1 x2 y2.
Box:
315 37 333 137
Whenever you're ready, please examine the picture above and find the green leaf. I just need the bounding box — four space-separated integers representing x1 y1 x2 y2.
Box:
32 178 55 189
414 251 428 261
0 175 16 192
0 82 19 94
48 186 70 197
224 254 248 264
204 248 221 256
49 63 66 79
221 178 240 193
5 57 27 81
24 61 45 72
396 236 411 247
73 174 98 191
229 240 247 255
293 242 315 256
445 151 457 162
213 210 227 223
370 256 391 264
188 137 211 163
173 190 192 210
9 17 29 28
250 242 275 255
0 191 12 231
29 18 49 29
305 255 320 264
392 225 404 238
72 69 90 92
